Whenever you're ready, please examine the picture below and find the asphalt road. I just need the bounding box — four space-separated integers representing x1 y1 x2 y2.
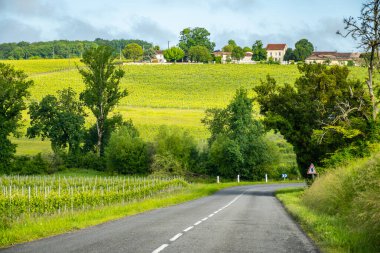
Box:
1 183 318 253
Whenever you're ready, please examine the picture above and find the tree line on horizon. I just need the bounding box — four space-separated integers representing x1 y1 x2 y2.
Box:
0 28 314 63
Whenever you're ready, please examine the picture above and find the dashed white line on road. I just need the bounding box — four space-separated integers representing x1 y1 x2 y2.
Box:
169 233 183 242
183 226 194 232
152 244 169 253
151 188 251 253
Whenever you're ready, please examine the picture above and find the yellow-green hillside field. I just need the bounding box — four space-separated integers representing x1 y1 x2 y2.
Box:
0 59 374 155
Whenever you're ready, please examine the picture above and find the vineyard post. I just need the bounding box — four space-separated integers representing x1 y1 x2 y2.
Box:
9 185 12 218
28 186 31 213
71 187 73 213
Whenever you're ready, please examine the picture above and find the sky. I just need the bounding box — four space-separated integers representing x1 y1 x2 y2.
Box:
0 0 364 51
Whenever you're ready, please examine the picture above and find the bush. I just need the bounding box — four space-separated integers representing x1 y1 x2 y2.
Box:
105 126 149 175
78 152 106 171
154 125 198 174
12 154 50 175
151 153 184 176
214 56 222 64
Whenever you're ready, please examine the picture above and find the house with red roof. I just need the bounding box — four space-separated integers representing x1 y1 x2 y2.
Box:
266 44 287 63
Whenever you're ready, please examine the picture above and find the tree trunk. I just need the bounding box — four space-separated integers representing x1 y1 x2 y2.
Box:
96 113 104 157
368 45 378 121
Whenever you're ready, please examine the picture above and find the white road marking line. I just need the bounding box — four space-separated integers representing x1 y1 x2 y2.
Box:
169 233 183 242
152 244 169 253
183 226 194 232
153 188 251 253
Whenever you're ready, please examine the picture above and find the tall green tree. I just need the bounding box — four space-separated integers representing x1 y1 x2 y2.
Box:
178 27 215 59
284 48 295 61
27 88 85 155
202 88 271 179
222 40 237 52
123 43 143 62
163 47 185 62
293 39 314 61
188 45 212 63
243 46 251 52
251 40 267 61
78 45 127 156
254 64 372 175
0 63 33 172
231 46 245 61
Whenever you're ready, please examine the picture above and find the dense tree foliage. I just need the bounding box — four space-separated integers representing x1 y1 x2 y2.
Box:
123 43 143 62
251 40 267 61
179 27 215 59
188 45 212 63
243 46 251 52
231 46 245 61
163 47 185 62
254 64 373 175
143 48 156 62
153 126 197 175
203 88 273 179
0 39 153 60
284 48 295 61
293 39 314 61
28 88 85 155
222 40 237 52
0 63 33 173
78 46 127 156
105 125 149 175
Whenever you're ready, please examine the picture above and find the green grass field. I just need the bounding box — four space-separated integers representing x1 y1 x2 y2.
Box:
1 59 374 155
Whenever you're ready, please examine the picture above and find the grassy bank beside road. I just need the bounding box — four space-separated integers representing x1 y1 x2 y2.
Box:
276 155 380 252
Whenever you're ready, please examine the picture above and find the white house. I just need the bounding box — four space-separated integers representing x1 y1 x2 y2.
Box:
266 44 287 62
240 52 254 63
155 50 166 63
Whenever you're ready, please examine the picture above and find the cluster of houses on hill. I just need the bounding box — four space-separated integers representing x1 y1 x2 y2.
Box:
154 43 362 66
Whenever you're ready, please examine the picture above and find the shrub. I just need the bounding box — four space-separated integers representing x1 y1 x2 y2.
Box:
12 154 50 175
105 126 149 175
151 153 184 176
154 125 198 174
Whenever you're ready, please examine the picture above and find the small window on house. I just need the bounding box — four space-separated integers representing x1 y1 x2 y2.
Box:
279 52 281 56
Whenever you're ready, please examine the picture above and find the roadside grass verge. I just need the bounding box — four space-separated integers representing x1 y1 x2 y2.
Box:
276 188 352 253
276 154 380 253
0 181 284 248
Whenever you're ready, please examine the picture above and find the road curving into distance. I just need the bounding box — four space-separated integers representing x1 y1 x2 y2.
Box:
1 183 318 253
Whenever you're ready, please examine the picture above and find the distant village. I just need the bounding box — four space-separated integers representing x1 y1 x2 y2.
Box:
154 43 362 66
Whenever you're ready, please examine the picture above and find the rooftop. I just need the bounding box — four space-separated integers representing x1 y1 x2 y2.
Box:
266 44 287 51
